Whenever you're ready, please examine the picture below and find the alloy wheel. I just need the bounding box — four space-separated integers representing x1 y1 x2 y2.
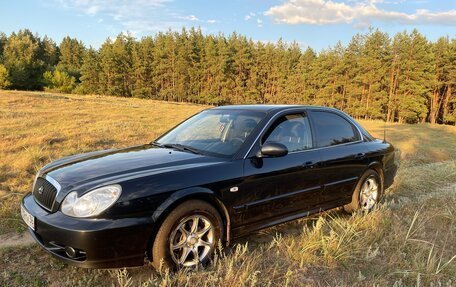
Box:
359 176 379 211
169 215 214 267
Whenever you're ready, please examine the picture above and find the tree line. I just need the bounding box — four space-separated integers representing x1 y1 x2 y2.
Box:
0 28 454 124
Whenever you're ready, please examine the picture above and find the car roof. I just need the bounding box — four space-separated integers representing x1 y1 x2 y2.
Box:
212 104 331 113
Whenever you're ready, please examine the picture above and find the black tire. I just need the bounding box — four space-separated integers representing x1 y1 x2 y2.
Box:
151 200 223 270
344 169 383 213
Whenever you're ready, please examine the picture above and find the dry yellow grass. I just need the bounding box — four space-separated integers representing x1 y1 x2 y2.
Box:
0 90 204 233
360 120 456 166
0 90 455 286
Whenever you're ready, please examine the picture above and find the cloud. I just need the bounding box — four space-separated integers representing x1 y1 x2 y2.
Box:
244 12 256 21
244 12 264 28
52 0 199 34
86 5 99 15
265 0 456 26
177 15 221 24
178 15 199 21
257 18 263 27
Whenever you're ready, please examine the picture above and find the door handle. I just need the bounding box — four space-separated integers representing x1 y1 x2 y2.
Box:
303 161 316 169
355 153 366 160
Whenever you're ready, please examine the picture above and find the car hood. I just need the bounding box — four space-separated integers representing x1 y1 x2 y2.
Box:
41 144 222 191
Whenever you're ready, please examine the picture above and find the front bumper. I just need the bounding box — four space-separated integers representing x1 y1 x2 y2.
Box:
22 193 154 268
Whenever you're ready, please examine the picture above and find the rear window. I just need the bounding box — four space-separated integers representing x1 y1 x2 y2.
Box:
310 111 360 147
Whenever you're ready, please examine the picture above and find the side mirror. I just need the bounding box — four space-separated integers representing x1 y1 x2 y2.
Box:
258 142 288 158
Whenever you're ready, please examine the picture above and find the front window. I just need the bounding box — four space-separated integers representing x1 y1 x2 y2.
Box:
262 113 313 152
156 109 266 157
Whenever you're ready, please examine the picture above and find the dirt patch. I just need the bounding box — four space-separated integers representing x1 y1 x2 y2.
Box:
0 231 34 248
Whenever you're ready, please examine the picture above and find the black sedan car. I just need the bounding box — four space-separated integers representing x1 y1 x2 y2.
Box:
21 105 399 269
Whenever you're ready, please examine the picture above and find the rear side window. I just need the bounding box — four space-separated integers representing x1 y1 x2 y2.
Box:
310 111 360 147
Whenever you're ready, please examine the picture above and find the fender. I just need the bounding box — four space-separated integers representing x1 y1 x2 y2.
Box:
151 186 231 244
368 160 383 171
367 160 385 191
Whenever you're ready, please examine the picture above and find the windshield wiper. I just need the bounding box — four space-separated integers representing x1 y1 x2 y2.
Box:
160 143 202 155
150 141 164 148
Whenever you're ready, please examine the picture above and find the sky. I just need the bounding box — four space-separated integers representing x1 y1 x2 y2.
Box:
0 0 455 51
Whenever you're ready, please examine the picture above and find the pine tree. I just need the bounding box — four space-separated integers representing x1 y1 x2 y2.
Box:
151 31 176 101
40 35 59 70
200 35 223 104
0 32 7 63
359 29 390 120
343 34 364 117
310 43 345 108
0 64 10 88
394 30 433 123
57 37 86 81
282 42 305 104
443 39 456 124
230 33 254 104
187 28 204 103
3 29 48 90
79 48 101 94
174 29 191 102
99 34 134 97
131 36 154 98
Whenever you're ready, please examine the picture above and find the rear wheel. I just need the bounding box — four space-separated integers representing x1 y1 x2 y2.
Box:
151 200 223 270
344 169 383 213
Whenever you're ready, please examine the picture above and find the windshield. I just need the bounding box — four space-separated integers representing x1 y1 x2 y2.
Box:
155 109 266 157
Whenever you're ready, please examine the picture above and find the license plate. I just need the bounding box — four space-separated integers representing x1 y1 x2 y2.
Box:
21 205 35 231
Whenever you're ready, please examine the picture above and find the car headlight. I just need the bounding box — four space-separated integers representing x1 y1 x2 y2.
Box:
61 185 122 218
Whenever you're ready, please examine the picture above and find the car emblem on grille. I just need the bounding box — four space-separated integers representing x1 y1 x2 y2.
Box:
38 186 44 194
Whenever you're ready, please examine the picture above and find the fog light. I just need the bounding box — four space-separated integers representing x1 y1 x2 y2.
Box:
65 246 78 258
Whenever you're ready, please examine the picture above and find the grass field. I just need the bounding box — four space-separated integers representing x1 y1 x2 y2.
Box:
0 90 455 286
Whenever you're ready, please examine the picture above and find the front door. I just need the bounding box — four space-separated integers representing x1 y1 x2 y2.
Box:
232 112 323 228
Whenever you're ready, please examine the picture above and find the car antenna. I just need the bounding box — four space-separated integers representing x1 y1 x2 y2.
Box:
383 112 387 143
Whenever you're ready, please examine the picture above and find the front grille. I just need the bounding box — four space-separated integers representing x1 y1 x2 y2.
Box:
33 177 57 211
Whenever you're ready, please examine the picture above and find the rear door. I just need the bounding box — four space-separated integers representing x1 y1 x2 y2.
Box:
232 111 323 227
308 110 368 206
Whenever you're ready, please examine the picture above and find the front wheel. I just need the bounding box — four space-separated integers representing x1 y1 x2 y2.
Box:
151 200 223 270
344 169 383 213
